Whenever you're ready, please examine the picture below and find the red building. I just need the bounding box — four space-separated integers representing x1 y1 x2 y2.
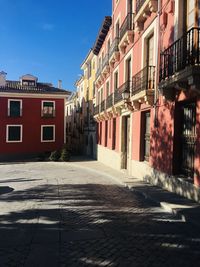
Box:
93 0 200 202
0 73 71 160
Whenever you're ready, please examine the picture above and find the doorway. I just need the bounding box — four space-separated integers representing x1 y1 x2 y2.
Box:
174 101 196 179
121 116 130 169
180 102 196 178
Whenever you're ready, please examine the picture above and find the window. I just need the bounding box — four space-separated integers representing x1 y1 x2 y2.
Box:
106 81 110 97
22 80 36 86
107 39 111 54
187 0 195 29
42 101 55 117
141 111 150 161
8 99 22 117
112 118 116 150
88 61 92 78
6 125 22 143
99 122 102 145
105 120 108 147
93 82 96 98
114 71 118 90
41 125 55 142
116 21 120 38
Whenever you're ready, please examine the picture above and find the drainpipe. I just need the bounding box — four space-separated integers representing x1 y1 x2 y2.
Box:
154 0 162 126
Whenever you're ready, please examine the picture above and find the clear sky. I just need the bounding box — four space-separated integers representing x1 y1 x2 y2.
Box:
0 0 112 91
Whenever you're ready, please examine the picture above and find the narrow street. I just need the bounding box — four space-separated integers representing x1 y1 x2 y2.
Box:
0 161 199 267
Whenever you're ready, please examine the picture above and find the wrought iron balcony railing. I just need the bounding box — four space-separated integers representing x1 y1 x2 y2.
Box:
136 0 146 13
94 105 100 115
119 13 134 41
100 100 105 113
96 64 102 80
109 38 119 58
160 27 200 81
106 93 113 109
102 54 109 69
114 80 131 104
132 66 155 95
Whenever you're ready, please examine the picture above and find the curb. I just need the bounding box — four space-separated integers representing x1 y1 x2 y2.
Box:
125 183 200 228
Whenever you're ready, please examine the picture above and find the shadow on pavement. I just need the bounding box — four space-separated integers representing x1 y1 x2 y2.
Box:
0 186 14 195
0 183 200 266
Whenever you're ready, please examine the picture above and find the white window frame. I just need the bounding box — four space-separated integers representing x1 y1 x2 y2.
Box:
8 99 22 117
41 125 55 142
6 125 23 143
141 19 157 69
41 100 55 116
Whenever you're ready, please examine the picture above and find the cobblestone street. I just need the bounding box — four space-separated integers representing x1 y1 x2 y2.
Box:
0 161 199 267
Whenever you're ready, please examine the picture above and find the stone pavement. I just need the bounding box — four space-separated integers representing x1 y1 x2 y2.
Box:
0 160 200 267
70 158 200 228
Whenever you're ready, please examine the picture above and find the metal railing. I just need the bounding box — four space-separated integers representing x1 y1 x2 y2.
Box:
109 38 119 58
100 100 105 112
114 80 131 104
94 105 100 115
136 0 146 13
106 93 113 109
96 64 102 80
132 66 155 95
102 54 109 70
119 13 134 41
160 27 200 81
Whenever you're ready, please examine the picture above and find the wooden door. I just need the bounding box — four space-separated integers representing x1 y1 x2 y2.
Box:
180 102 196 178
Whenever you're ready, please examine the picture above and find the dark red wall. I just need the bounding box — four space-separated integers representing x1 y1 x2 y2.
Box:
0 96 65 157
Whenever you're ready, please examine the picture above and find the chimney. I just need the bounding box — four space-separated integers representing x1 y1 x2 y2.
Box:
0 71 7 86
58 79 62 89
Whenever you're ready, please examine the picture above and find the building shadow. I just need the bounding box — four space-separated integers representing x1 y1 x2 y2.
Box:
0 182 199 266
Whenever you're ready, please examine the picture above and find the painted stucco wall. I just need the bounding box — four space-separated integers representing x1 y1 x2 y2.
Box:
0 96 65 157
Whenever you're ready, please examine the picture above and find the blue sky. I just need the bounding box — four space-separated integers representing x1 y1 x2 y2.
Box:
0 0 112 91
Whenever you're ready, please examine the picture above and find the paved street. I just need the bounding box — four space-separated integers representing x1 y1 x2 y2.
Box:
0 161 200 267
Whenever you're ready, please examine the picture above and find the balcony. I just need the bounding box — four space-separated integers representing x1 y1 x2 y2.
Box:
109 38 120 67
106 93 114 109
131 65 155 106
114 80 131 105
159 27 200 98
94 105 100 116
41 108 55 118
100 100 105 113
134 0 158 32
95 65 103 86
102 54 110 76
119 13 134 53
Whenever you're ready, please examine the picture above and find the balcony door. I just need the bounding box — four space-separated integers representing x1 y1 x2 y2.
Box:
121 116 130 170
187 0 196 30
180 102 196 178
146 34 154 89
125 57 131 91
147 34 154 67
127 0 134 14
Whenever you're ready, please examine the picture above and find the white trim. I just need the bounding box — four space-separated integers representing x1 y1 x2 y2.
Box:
0 92 68 99
41 125 55 142
41 100 55 117
6 125 23 143
113 0 120 14
8 99 22 116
